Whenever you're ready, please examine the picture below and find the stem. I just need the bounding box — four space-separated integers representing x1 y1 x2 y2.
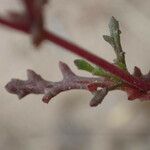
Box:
0 17 149 91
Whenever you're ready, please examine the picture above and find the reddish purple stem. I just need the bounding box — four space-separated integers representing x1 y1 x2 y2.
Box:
44 31 150 91
0 17 149 91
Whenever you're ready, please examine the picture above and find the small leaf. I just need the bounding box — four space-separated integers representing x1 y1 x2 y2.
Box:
105 17 127 71
74 59 115 79
109 16 120 37
103 35 115 48
116 61 127 70
133 66 142 77
92 67 111 78
90 88 108 107
74 59 94 72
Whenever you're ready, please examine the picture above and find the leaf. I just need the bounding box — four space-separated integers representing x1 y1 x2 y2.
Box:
109 16 120 37
74 59 111 78
103 17 127 71
74 59 94 72
116 61 127 70
90 88 108 107
92 67 111 78
103 35 115 48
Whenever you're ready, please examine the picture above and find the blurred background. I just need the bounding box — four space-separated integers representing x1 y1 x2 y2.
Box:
0 0 150 149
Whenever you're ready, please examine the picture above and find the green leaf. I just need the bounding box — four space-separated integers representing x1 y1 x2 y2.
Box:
74 59 111 78
117 62 126 70
92 67 111 78
74 59 121 82
74 59 94 72
103 35 115 48
109 16 120 37
103 17 127 71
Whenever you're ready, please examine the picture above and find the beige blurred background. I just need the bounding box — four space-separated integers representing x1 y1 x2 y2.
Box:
0 0 150 149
